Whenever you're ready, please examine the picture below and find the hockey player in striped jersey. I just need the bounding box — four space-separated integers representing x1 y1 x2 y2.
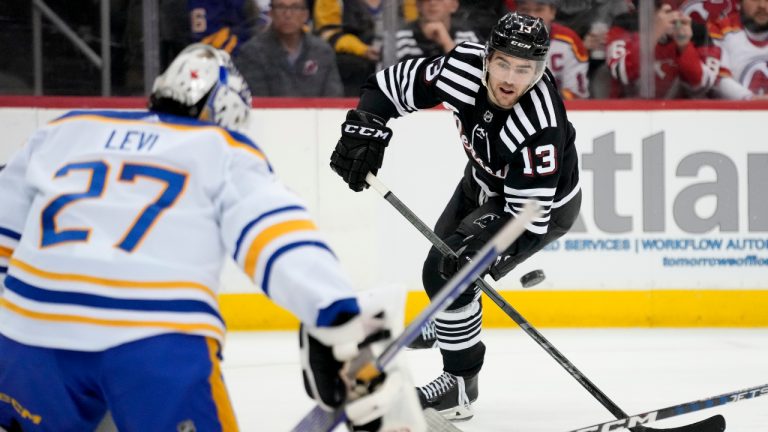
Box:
0 44 415 432
330 12 581 421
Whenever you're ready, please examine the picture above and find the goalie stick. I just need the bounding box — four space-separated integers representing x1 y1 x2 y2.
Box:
289 202 539 432
566 382 767 432
365 173 726 432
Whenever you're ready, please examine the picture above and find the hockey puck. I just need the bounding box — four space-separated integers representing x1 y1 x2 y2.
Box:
520 269 545 288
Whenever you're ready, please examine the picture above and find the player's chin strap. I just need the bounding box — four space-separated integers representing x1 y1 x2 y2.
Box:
364 173 727 432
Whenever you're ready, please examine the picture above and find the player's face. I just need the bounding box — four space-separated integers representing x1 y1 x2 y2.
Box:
516 1 557 27
486 51 539 109
742 0 768 27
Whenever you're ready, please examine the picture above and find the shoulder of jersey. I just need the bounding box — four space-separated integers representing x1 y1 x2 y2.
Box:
708 13 743 40
452 41 486 62
550 23 589 61
49 110 270 166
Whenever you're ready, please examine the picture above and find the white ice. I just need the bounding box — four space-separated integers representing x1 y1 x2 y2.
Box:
223 328 768 431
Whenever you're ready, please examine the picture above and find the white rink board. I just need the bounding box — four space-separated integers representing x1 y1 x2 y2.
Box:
1 107 767 292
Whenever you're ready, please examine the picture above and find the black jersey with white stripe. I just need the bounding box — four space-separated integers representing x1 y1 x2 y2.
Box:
358 41 581 236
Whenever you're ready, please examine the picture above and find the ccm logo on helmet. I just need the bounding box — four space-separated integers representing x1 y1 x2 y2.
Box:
510 41 532 49
344 125 391 140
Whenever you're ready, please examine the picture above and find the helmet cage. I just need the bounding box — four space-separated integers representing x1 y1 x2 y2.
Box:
150 43 252 131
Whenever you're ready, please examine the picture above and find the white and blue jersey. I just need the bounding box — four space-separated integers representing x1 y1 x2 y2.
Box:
0 110 359 352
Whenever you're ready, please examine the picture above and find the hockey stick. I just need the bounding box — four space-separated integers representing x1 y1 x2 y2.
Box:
290 202 539 432
365 173 725 432
566 382 767 432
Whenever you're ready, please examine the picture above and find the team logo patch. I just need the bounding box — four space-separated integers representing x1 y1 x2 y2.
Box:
473 212 501 229
483 110 493 123
303 60 319 76
177 420 196 432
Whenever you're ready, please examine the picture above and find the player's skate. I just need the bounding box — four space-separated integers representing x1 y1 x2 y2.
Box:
416 371 478 421
407 319 437 349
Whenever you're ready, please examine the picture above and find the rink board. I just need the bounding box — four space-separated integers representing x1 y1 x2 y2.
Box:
2 98 768 328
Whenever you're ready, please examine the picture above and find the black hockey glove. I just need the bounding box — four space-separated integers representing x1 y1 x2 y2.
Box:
439 208 513 281
330 110 392 192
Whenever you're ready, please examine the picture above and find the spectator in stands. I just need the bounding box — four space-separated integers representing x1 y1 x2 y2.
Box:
455 0 509 41
517 0 590 98
606 0 719 98
709 0 768 99
396 0 480 61
189 0 259 54
314 0 417 96
236 0 344 97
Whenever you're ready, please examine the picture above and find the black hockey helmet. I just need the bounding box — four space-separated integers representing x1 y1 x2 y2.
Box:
487 12 550 61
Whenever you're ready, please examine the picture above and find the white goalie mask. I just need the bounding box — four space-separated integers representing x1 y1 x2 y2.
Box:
150 43 252 131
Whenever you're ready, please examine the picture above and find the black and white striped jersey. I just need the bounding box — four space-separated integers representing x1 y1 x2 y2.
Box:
358 41 581 236
395 21 480 62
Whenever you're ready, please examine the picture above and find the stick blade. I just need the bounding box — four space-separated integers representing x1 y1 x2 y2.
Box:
636 414 726 432
423 408 464 432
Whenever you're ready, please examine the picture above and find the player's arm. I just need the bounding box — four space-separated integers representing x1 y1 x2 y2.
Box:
219 152 359 327
676 21 719 94
332 44 478 191
219 150 407 428
0 132 41 283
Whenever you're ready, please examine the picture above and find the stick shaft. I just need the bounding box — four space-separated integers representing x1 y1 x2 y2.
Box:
365 173 631 420
290 199 537 432
568 382 768 432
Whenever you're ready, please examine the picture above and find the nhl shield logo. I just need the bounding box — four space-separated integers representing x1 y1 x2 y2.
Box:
483 110 493 123
177 420 196 432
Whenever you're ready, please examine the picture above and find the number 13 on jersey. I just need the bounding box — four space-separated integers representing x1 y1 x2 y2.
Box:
40 160 188 252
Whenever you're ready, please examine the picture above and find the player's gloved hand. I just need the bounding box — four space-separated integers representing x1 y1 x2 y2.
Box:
439 220 511 281
330 109 392 192
344 369 405 431
299 312 389 411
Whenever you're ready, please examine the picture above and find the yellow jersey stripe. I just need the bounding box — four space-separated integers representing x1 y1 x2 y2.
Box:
244 219 318 278
0 246 12 259
0 297 225 338
9 258 216 300
49 114 265 161
206 338 240 431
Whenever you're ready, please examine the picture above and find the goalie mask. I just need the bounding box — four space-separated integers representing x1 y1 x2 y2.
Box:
149 43 252 131
482 12 550 108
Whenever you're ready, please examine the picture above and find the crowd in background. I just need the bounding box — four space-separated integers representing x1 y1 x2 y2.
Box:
0 0 766 100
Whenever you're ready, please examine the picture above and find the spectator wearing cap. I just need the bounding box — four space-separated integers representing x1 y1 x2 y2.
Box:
235 0 344 96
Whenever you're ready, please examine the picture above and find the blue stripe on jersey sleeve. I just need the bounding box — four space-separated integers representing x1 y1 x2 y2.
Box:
0 227 22 241
261 241 334 296
232 205 307 261
5 276 224 324
0 266 7 274
316 298 361 327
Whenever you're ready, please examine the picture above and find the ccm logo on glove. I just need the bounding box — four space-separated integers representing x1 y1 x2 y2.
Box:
343 124 391 140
